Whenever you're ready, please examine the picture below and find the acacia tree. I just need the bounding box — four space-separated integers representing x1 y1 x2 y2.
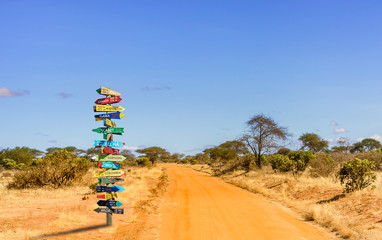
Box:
351 138 381 153
241 114 289 168
136 147 169 164
332 137 351 153
298 133 328 152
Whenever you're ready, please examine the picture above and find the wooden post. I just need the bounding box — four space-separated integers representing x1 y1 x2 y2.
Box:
106 181 113 226
106 93 113 226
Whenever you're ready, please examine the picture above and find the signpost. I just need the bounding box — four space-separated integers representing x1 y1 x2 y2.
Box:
92 86 126 226
92 127 124 134
101 146 120 155
95 112 125 120
97 161 121 169
98 177 124 184
95 96 122 105
96 87 121 96
94 208 124 214
94 169 124 177
94 140 125 148
95 154 126 162
96 193 117 200
96 186 125 193
94 105 125 112
97 200 123 207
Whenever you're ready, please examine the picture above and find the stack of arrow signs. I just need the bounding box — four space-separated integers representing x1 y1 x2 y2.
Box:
92 86 126 216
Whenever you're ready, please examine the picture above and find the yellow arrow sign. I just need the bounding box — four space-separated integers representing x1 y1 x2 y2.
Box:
97 86 121 96
94 105 125 112
104 119 116 127
94 169 124 177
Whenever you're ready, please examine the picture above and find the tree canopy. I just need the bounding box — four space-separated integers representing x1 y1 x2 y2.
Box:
298 133 328 152
351 138 381 153
136 147 169 164
241 114 289 168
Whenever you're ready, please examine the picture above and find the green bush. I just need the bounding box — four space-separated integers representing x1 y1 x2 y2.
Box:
0 159 19 169
309 153 336 177
8 149 91 189
269 151 315 176
277 148 291 155
337 158 376 193
135 156 152 167
0 158 28 170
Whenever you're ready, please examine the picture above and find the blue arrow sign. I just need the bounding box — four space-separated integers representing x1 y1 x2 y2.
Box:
94 112 125 119
96 186 125 193
97 200 123 207
98 161 121 170
94 140 124 148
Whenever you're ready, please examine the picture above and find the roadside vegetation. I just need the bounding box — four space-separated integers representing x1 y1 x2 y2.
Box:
1 113 382 239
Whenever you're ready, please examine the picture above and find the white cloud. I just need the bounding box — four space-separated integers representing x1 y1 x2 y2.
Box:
355 134 382 143
0 87 30 97
123 146 140 151
330 121 338 126
370 134 382 142
325 138 334 143
333 128 348 134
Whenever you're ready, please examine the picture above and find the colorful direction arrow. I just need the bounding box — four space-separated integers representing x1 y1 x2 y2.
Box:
98 161 121 169
104 119 116 128
94 208 124 214
98 178 124 184
96 186 125 193
95 96 122 105
102 147 119 155
95 112 125 120
97 193 117 200
97 200 123 207
95 155 126 162
96 87 121 96
94 140 125 148
92 127 124 134
94 105 125 112
94 169 124 177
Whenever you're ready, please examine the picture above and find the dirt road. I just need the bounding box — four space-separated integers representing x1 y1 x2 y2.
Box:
159 165 335 240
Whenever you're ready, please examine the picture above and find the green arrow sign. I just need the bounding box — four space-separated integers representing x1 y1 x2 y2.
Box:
92 127 124 134
95 155 126 162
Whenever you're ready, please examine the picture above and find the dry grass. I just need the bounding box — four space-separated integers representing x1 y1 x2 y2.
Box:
188 164 382 240
0 166 167 240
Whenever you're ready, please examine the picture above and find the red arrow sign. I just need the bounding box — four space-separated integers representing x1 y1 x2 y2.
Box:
95 96 122 105
102 147 120 155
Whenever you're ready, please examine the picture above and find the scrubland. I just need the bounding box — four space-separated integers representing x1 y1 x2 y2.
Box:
0 166 168 240
189 164 382 240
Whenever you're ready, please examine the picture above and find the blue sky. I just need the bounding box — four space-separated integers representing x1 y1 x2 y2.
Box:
1 1 382 154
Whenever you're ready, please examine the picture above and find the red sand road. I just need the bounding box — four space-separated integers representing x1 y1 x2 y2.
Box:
159 165 335 240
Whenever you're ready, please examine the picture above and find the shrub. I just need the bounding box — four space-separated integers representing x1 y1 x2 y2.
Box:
0 159 19 169
309 153 336 177
0 158 28 170
135 156 152 167
337 158 376 193
8 149 91 189
269 151 315 177
277 148 291 155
